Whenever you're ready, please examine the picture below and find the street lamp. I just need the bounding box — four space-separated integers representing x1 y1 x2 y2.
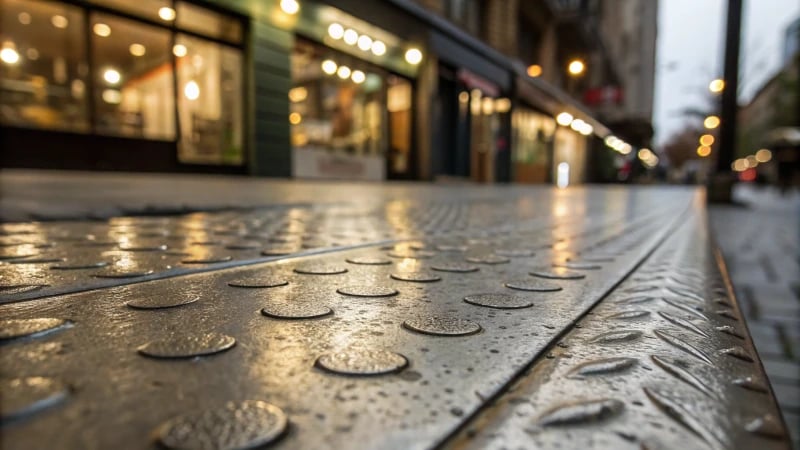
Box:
709 79 724 94
704 115 720 129
567 59 585 76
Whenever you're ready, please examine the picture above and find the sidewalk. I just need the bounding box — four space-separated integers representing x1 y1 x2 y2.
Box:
710 185 800 448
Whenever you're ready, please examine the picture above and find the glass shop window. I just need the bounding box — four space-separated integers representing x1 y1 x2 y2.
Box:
91 12 175 140
0 0 89 132
176 34 244 165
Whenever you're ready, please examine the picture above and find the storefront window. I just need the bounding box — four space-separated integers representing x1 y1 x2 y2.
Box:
176 2 242 44
86 0 174 23
512 108 555 183
176 34 243 165
0 0 88 131
387 76 412 174
91 12 175 140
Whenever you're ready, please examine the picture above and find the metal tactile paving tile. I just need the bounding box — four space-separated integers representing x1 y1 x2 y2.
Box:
0 192 694 449
0 191 686 304
445 213 788 450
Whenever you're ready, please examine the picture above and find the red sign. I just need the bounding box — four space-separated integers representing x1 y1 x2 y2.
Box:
583 86 623 105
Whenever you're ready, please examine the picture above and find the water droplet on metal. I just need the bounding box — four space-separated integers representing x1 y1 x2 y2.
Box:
431 263 479 273
651 356 714 397
0 284 49 295
294 265 348 275
588 330 642 344
0 318 70 342
127 296 198 310
391 272 441 283
537 398 624 426
504 280 562 292
657 311 708 337
227 277 289 288
403 316 481 336
1 377 69 422
138 332 236 359
261 303 332 320
720 346 754 362
336 285 398 297
182 255 233 264
566 357 637 379
93 268 156 279
605 310 650 320
745 414 786 439
733 376 768 393
346 256 391 265
463 293 533 309
465 254 510 264
529 268 586 280
315 348 407 375
653 329 713 365
156 400 288 450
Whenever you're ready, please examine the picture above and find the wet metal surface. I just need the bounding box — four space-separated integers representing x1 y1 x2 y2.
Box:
0 186 789 449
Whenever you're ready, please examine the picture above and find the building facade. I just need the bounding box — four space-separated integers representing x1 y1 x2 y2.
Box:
1 0 657 185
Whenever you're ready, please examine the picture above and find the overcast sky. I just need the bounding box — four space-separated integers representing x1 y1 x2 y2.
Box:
653 0 800 146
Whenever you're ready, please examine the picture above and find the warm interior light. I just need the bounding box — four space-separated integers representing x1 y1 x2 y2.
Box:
0 47 20 65
336 65 351 79
289 112 302 124
51 15 68 29
494 98 511 113
568 59 585 75
404 48 423 65
371 40 386 56
328 23 344 40
280 0 299 15
351 70 366 84
638 148 653 160
527 64 542 77
699 134 715 146
697 145 711 157
709 79 725 93
755 148 772 163
103 68 121 84
129 43 146 57
703 115 720 129
93 23 111 37
357 35 372 51
556 112 573 126
18 12 31 25
288 86 307 102
343 29 358 45
321 59 337 75
184 80 200 100
172 44 187 57
158 7 176 21
102 89 121 104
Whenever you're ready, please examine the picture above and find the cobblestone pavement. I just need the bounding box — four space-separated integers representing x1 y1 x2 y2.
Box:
710 185 800 449
0 171 792 449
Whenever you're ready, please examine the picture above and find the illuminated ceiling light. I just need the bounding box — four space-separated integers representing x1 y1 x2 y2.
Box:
638 148 653 161
129 43 146 57
733 158 747 171
172 44 187 57
570 118 585 131
343 29 358 45
703 115 720 129
101 89 121 104
404 48 423 65
643 155 659 168
709 78 725 93
578 123 593 136
755 148 772 163
481 97 494 115
0 48 20 65
527 64 542 77
699 134 715 146
351 70 366 84
288 86 308 102
184 80 200 100
494 98 511 113
321 59 337 75
697 145 711 157
103 68 121 84
93 23 111 37
280 0 300 14
567 59 584 76
158 7 176 21
336 65 351 79
357 35 373 51
51 15 68 29
328 23 344 40
745 155 757 168
604 136 618 147
555 112 573 126
289 112 302 124
18 12 31 25
371 40 386 56
620 143 632 154
458 91 469 103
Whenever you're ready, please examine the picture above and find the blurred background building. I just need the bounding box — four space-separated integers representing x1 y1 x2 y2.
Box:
0 0 660 185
